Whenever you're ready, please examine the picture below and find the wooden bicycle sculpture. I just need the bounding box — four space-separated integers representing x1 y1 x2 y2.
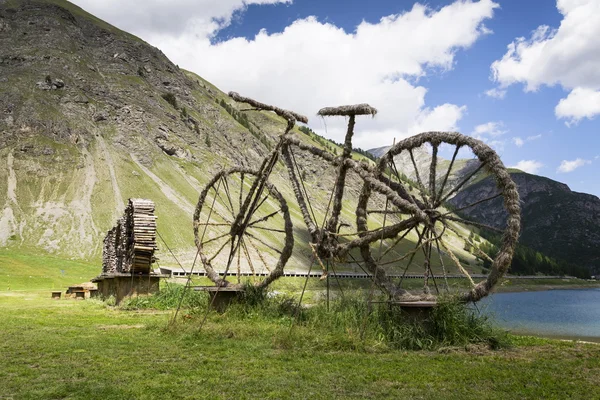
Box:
193 92 520 303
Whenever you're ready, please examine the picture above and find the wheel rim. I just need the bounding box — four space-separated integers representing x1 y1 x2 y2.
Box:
357 131 520 302
193 167 294 288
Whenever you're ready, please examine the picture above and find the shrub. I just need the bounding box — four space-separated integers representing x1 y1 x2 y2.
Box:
162 92 178 109
122 284 207 311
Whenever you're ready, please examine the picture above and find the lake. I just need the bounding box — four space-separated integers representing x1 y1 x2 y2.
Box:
478 288 600 341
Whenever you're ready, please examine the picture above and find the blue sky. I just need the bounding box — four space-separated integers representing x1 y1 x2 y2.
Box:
74 0 599 197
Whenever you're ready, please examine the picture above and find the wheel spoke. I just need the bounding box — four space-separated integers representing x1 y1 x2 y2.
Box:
409 149 429 205
435 145 460 205
367 209 405 215
379 225 415 260
240 237 256 277
437 162 486 205
201 231 231 246
221 175 237 217
236 239 242 283
438 238 475 287
248 208 282 227
207 236 232 264
390 157 419 206
249 191 270 219
248 225 287 234
239 172 245 213
422 230 438 295
245 231 283 255
398 227 426 286
213 182 235 219
441 192 503 217
441 220 494 263
433 232 450 292
203 204 232 224
378 241 431 266
246 235 272 272
429 142 438 207
444 215 503 234
196 222 231 227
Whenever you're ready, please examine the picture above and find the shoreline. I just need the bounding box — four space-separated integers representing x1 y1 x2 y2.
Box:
494 283 600 294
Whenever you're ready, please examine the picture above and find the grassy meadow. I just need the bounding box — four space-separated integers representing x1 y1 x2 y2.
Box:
1 289 600 399
2 249 600 399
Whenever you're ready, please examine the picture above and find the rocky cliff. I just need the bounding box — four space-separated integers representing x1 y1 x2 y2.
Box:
449 172 600 273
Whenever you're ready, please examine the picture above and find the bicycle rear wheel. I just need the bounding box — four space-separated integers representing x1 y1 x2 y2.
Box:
193 167 293 288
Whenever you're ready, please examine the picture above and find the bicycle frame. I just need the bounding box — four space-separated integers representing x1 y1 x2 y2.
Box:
225 93 427 276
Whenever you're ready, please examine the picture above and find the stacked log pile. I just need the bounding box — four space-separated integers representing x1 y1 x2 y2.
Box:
101 199 157 275
127 199 157 274
102 227 118 274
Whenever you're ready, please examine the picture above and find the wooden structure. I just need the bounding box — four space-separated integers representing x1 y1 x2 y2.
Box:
193 92 521 304
102 199 157 274
94 198 166 304
92 273 167 304
194 286 245 312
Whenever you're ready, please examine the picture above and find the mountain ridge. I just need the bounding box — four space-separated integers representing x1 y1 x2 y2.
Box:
367 145 600 273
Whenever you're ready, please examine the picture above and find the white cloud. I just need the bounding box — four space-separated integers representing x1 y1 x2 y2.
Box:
484 87 506 99
510 160 544 174
72 0 499 149
71 0 291 38
555 87 600 126
557 158 591 173
489 0 600 123
472 121 507 137
512 134 542 147
471 121 507 151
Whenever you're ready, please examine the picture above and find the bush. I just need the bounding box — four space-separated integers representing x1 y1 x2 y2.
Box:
121 284 207 311
300 295 509 351
162 92 178 109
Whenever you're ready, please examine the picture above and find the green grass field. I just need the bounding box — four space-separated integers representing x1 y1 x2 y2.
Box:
1 290 600 399
2 250 600 399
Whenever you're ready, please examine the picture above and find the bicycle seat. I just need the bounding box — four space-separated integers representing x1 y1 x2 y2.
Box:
318 104 377 117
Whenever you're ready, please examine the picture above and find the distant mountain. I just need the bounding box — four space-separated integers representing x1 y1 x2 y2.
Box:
450 172 600 274
368 145 600 274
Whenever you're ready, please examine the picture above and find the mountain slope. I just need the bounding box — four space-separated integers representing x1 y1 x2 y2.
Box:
0 0 279 260
0 0 493 283
449 171 600 273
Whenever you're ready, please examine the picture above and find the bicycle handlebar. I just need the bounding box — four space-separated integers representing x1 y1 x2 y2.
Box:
228 92 309 124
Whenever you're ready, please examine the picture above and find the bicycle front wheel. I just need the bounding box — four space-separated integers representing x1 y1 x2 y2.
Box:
356 131 520 302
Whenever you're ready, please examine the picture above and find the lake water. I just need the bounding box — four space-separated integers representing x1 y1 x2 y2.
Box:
478 288 600 341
